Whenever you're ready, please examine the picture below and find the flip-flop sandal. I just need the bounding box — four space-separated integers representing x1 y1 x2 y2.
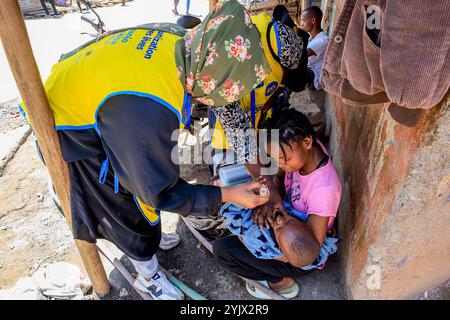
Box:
246 280 299 299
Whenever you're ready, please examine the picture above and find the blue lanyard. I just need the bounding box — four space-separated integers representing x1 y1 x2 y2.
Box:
98 157 119 194
250 90 256 128
183 92 192 129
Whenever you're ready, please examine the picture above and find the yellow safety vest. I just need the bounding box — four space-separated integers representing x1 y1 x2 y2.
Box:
210 13 284 149
21 27 189 225
22 28 189 131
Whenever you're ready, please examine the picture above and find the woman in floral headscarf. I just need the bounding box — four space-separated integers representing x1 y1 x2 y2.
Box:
179 1 307 237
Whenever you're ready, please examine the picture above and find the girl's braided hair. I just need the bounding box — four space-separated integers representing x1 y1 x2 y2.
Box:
263 108 316 151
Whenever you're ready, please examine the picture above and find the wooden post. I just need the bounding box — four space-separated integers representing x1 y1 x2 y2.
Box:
0 0 110 296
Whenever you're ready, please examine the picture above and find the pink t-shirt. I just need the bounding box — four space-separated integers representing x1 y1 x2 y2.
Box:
284 140 342 230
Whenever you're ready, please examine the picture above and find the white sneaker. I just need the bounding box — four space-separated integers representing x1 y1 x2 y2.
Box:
134 271 184 300
159 232 181 250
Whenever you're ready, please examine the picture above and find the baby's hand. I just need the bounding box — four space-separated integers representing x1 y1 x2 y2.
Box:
252 178 288 229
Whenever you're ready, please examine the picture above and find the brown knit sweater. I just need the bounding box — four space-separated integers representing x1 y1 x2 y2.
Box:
321 0 450 112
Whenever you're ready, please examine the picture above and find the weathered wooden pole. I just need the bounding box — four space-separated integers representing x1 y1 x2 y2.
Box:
0 0 110 296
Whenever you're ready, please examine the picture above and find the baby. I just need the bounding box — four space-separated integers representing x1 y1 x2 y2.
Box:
271 209 320 267
221 107 342 264
221 200 338 270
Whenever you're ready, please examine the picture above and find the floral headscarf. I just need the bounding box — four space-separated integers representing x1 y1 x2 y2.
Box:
175 0 272 107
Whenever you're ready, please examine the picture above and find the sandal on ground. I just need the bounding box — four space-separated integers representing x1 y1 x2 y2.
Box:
246 280 299 299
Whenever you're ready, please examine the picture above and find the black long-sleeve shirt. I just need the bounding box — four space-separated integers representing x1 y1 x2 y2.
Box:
98 94 222 216
60 94 222 217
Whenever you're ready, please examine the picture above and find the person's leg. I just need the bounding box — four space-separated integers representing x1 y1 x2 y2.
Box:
172 0 180 15
129 255 159 278
64 152 182 299
76 1 88 13
49 0 58 15
39 0 50 15
213 236 311 286
306 68 316 90
130 255 184 300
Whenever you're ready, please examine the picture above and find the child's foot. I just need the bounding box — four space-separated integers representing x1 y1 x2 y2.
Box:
268 277 296 292
246 278 299 299
172 8 179 16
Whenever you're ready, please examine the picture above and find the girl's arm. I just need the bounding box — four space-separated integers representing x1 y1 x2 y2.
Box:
306 214 329 246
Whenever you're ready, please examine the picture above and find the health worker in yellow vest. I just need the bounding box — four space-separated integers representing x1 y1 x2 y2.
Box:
205 4 308 230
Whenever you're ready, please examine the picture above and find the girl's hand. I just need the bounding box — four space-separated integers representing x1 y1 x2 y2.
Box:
221 179 269 209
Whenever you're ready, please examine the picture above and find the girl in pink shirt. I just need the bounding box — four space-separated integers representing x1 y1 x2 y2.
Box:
265 108 342 249
213 108 342 299
283 141 341 231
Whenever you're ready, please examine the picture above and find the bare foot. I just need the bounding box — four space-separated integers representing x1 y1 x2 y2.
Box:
268 277 296 292
172 8 179 16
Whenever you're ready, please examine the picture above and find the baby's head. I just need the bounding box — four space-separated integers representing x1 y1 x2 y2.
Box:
264 108 316 173
272 211 320 268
